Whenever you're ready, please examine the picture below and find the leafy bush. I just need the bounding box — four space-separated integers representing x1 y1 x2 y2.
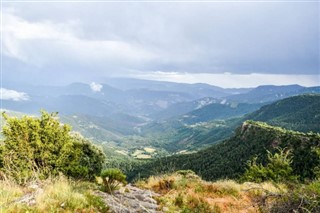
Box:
0 111 105 184
312 147 320 178
56 134 106 180
99 168 127 193
269 180 320 213
242 148 296 183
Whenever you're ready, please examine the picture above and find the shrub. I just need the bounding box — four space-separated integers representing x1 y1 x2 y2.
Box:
174 193 184 207
158 178 175 191
56 134 106 180
0 111 105 184
312 147 320 178
99 168 127 193
269 180 320 213
242 148 296 183
182 195 212 213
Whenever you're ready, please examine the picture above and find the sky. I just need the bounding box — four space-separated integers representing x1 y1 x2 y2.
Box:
1 1 319 88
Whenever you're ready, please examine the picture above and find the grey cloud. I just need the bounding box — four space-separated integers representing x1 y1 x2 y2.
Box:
2 2 319 86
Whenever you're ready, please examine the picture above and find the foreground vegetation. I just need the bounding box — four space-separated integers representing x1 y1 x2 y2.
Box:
0 175 108 212
136 170 320 213
0 108 319 212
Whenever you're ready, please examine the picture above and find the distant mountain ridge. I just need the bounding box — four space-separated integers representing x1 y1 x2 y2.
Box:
140 94 320 152
2 79 319 119
226 84 320 103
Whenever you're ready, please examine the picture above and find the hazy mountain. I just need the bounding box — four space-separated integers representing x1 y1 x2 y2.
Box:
105 78 251 98
2 80 319 118
150 97 221 120
140 94 320 153
225 84 320 103
180 102 263 124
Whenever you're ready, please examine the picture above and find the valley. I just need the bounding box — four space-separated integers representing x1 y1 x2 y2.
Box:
2 79 320 160
1 79 320 213
2 2 319 212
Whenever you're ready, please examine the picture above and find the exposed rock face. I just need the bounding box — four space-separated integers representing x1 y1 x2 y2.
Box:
95 184 162 213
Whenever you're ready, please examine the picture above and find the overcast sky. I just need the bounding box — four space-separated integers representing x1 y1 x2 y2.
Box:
1 1 319 88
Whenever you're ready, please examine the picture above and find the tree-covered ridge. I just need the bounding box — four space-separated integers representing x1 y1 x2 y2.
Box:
245 94 320 132
128 121 320 182
137 94 320 153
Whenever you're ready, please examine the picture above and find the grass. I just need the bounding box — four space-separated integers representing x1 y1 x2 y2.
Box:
0 175 109 213
136 170 287 213
1 169 304 213
0 180 25 211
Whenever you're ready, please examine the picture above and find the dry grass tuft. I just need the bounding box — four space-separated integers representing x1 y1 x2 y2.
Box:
0 175 108 213
0 180 25 212
137 171 287 213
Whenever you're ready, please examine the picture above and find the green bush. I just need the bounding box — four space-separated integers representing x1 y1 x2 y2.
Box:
0 111 105 184
269 180 320 213
312 147 320 178
242 148 296 183
99 168 127 193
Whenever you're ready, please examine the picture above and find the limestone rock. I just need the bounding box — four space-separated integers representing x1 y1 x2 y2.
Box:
95 184 162 213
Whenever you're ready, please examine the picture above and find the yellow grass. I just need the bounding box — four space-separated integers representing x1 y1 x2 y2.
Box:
0 180 25 212
0 176 108 213
137 171 287 213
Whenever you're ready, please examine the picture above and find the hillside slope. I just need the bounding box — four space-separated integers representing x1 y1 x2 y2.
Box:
128 121 320 181
139 94 320 153
245 94 320 132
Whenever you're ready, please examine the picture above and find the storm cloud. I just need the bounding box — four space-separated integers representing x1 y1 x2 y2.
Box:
1 1 319 87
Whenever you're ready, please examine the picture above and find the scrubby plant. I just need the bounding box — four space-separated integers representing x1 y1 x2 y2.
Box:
158 177 175 191
56 134 106 180
174 193 184 207
205 180 240 197
242 148 296 183
99 168 127 193
312 147 320 178
182 195 212 213
0 111 105 184
269 180 320 213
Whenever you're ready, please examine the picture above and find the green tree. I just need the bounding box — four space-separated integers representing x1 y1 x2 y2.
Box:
242 148 296 183
0 111 105 184
57 133 106 180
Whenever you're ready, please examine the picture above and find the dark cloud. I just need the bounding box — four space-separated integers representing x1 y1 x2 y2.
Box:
2 2 319 86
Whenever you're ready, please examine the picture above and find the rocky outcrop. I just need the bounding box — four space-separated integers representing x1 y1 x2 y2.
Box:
95 184 163 213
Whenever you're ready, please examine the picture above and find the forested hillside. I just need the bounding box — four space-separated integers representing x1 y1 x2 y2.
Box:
138 94 320 153
245 94 320 132
128 121 320 181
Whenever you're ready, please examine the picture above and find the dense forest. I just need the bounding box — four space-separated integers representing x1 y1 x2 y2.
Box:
127 121 320 181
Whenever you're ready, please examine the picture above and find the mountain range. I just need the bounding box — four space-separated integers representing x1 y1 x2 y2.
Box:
1 79 320 161
3 78 319 118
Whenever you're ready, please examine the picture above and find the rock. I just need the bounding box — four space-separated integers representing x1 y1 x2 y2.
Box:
95 184 163 213
14 184 43 207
